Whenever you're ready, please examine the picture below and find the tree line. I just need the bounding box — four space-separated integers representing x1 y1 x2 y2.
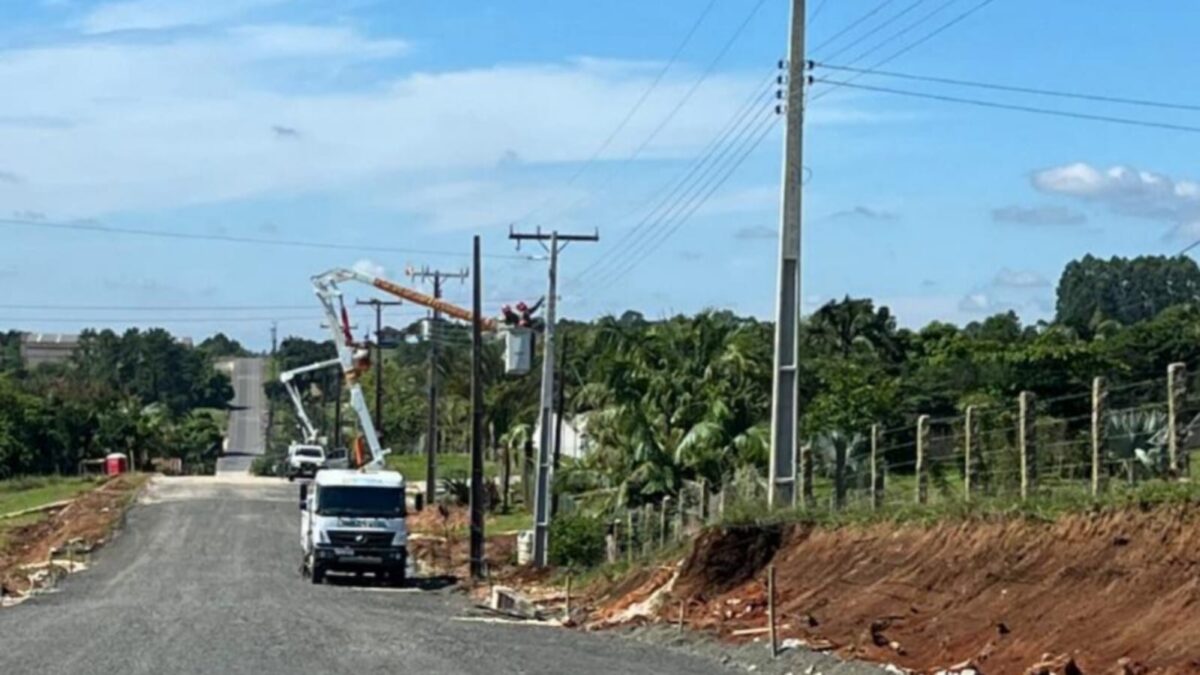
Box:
267 253 1200 507
0 329 240 478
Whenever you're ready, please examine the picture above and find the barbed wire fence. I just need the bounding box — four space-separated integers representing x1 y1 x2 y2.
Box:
589 361 1197 563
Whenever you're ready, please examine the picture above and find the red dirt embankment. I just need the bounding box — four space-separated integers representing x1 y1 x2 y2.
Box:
594 506 1200 673
0 474 146 596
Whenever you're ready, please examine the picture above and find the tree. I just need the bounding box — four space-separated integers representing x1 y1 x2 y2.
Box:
197 333 250 359
1056 254 1200 335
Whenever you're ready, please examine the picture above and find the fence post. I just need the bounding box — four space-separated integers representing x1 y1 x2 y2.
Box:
626 511 634 564
916 414 929 504
659 498 669 547
799 443 814 508
833 438 847 511
1168 362 1187 479
675 491 685 541
1019 391 1036 501
698 479 709 525
870 423 881 511
642 504 652 556
964 405 976 502
1091 376 1105 496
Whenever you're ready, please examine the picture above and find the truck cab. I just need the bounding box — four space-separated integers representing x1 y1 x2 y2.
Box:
300 469 407 585
285 444 326 481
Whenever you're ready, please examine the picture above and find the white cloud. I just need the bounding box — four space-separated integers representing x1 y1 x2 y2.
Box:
1031 162 1200 237
958 292 992 313
351 259 387 279
0 28 762 222
81 0 285 34
991 204 1086 226
993 268 1049 289
826 205 898 222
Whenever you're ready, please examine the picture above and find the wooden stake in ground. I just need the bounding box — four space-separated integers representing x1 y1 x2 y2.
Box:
678 600 685 634
1168 362 1187 478
964 405 976 501
870 424 881 510
1091 376 1106 497
564 574 572 621
916 415 930 504
1019 391 1036 501
767 564 778 658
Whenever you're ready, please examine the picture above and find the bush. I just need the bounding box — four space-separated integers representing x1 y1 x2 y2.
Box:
548 512 606 569
251 455 279 477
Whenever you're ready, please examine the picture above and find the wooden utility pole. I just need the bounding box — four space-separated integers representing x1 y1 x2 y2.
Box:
768 0 806 509
355 298 403 435
964 405 976 501
469 237 485 580
509 226 599 568
407 266 467 505
552 331 569 517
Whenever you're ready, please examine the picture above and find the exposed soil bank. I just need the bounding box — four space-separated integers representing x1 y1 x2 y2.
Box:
0 474 147 598
591 505 1200 673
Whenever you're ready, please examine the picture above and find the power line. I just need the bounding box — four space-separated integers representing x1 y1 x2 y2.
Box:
0 304 317 311
572 71 777 284
816 0 929 63
1 316 318 324
809 0 831 25
595 111 782 285
813 62 1200 112
0 217 525 260
513 0 720 225
809 0 997 104
540 0 769 224
809 78 1200 134
809 0 898 55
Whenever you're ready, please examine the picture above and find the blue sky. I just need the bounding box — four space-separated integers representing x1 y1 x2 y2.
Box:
2 0 1200 348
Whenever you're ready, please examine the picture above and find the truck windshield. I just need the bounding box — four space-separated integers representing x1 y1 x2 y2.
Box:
317 487 405 518
295 449 322 458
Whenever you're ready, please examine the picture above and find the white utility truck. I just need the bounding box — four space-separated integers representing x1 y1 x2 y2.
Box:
300 469 407 584
285 445 326 481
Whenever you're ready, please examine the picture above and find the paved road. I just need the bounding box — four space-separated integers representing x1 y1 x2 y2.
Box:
217 357 267 474
0 477 728 674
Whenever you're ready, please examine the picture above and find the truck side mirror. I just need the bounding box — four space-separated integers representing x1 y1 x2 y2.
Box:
299 483 308 511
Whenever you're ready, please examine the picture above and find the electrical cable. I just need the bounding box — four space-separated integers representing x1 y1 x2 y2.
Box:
577 83 778 285
813 62 1200 112
815 0 930 64
512 0 721 225
809 78 1200 134
809 0 898 54
809 0 997 104
0 217 525 260
539 0 769 224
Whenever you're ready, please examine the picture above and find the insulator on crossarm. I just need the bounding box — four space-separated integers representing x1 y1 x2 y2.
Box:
806 59 815 71
776 74 786 85
777 58 787 70
776 89 784 100
775 104 785 115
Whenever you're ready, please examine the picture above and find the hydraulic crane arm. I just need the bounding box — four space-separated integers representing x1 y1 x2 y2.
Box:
280 357 341 444
314 267 497 332
312 274 389 470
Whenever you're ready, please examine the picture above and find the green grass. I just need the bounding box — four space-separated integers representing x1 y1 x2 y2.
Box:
488 509 532 533
0 476 101 517
385 453 498 483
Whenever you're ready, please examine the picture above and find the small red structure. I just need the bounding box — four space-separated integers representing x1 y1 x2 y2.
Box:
104 452 129 476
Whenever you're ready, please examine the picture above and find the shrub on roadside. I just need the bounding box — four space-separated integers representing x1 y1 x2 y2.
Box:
548 512 606 569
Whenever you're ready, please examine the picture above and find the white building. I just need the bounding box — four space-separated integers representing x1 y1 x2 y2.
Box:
532 413 592 460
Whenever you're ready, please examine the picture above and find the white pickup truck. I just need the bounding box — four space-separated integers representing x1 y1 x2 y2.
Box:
300 469 407 585
285 444 325 481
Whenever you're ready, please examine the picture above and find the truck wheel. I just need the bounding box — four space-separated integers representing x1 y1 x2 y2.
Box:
311 563 326 584
287 475 294 483
386 567 406 587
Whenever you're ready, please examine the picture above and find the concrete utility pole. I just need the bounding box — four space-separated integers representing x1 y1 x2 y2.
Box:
407 266 468 504
355 298 403 435
552 331 569 517
469 236 486 580
509 226 599 567
768 0 805 508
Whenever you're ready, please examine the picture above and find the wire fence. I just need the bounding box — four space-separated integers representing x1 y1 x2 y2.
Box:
586 363 1198 563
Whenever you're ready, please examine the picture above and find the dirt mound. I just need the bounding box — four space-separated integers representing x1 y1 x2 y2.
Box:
1 474 146 596
593 505 1200 673
674 525 783 600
